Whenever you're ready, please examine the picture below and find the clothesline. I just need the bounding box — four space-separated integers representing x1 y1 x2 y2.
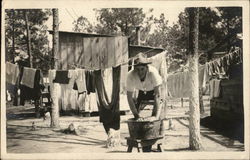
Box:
169 47 242 76
167 47 242 99
35 48 167 69
207 47 242 66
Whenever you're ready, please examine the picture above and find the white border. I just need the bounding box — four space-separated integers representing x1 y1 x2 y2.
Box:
1 0 250 160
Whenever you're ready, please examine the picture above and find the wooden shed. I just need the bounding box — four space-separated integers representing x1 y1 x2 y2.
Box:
48 31 128 70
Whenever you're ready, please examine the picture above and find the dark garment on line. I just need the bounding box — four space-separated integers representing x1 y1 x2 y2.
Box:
19 69 45 105
73 82 78 90
85 71 95 94
94 66 121 134
53 70 70 84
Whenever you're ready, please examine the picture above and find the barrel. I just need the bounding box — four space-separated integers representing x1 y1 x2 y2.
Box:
126 118 161 140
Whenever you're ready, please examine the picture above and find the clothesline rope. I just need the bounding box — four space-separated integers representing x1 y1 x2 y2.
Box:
35 48 167 69
169 47 242 76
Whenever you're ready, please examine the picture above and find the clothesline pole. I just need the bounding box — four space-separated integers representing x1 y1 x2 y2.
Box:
187 7 202 150
50 8 60 128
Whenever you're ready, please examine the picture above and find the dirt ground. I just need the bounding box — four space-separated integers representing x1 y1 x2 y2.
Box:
5 98 244 153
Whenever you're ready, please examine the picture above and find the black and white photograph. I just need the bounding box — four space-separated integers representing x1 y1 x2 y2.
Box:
1 0 249 159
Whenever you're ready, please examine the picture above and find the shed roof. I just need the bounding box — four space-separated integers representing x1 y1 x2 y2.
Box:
48 30 116 37
129 45 165 58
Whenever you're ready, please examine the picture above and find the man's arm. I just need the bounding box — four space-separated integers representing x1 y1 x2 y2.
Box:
127 91 140 119
152 85 163 120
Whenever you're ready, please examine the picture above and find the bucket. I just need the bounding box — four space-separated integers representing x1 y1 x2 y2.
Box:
126 118 161 140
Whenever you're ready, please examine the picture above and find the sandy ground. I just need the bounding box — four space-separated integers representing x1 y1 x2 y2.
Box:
5 99 244 153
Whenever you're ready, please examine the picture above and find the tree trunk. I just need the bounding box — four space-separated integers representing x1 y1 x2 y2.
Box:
12 9 15 63
24 10 32 68
187 7 202 150
12 10 19 106
50 8 60 128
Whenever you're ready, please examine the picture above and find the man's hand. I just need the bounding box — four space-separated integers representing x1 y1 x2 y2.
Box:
134 114 140 120
136 117 145 122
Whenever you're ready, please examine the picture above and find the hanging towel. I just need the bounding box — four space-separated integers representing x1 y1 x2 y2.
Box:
48 69 62 100
20 67 37 88
19 69 44 105
85 71 96 94
67 70 78 89
202 63 210 89
167 65 205 98
213 79 221 98
77 92 87 111
148 51 167 72
6 62 20 85
120 64 128 94
209 79 221 99
148 51 168 98
75 69 87 93
94 66 121 133
53 70 70 84
167 71 191 98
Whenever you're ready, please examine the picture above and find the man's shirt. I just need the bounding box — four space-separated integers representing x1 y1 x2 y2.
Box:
126 65 163 92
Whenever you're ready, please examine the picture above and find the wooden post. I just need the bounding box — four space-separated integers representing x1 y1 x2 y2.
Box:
187 7 202 150
50 8 60 128
199 88 205 115
24 10 32 68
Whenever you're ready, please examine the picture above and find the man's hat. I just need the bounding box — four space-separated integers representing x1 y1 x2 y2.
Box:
133 52 152 66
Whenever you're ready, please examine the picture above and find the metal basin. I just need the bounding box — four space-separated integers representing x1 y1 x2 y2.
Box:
126 118 161 140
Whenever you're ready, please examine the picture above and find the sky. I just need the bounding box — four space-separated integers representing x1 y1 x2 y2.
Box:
46 7 185 32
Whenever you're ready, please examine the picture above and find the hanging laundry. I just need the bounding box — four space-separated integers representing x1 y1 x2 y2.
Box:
102 67 113 101
49 69 62 100
75 68 87 93
60 84 73 111
20 67 37 88
209 79 221 99
19 69 44 105
120 64 128 94
67 70 78 89
77 92 87 111
6 62 20 85
94 66 121 133
53 70 70 84
167 71 190 98
167 65 206 98
148 51 167 71
85 71 96 94
148 51 168 99
202 63 210 89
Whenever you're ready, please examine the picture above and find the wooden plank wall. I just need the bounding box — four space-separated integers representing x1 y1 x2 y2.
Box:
59 35 128 69
57 35 129 112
